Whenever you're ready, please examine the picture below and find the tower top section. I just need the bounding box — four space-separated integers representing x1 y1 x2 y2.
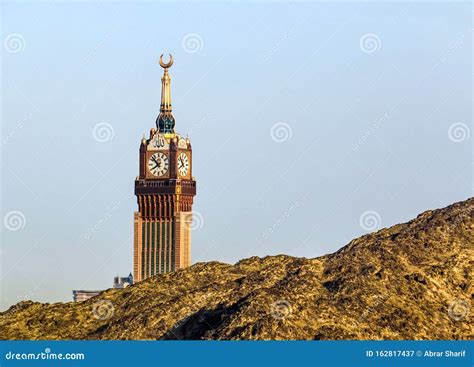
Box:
156 54 175 134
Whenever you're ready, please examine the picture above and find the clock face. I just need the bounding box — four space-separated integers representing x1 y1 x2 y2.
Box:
148 152 169 177
177 152 189 177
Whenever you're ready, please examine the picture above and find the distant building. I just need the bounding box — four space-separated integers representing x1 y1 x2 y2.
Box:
73 273 133 302
113 273 133 289
72 290 102 302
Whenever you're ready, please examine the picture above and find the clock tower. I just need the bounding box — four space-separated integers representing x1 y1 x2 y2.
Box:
133 54 196 282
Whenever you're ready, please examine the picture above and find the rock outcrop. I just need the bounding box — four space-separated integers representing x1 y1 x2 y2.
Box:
1 198 472 340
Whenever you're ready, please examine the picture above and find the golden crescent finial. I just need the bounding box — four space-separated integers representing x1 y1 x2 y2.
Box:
159 54 174 69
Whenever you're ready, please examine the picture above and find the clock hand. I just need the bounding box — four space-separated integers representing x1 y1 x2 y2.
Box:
152 157 161 167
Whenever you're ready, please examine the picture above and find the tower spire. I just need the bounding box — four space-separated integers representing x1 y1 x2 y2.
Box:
156 54 175 134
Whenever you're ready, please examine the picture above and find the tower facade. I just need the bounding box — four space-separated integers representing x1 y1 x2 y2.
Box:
133 54 196 282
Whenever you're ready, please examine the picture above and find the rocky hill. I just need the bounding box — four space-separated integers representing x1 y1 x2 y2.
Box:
1 198 472 340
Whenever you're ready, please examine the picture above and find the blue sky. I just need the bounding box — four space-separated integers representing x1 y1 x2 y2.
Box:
1 1 471 309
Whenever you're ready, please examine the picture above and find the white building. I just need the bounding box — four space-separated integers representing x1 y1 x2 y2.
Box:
73 273 134 301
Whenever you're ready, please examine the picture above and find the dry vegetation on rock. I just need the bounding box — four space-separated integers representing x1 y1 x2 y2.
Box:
1 198 472 340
